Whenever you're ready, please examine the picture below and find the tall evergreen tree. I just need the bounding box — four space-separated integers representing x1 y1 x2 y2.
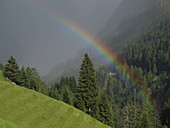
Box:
121 104 141 128
60 77 66 87
48 86 59 100
141 102 162 128
63 86 72 105
69 76 77 92
98 92 114 127
20 66 27 87
74 53 99 117
4 56 22 85
25 67 40 91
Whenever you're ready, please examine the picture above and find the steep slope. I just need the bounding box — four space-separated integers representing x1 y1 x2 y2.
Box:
99 0 166 50
99 0 152 37
0 71 110 128
0 118 21 128
119 15 170 127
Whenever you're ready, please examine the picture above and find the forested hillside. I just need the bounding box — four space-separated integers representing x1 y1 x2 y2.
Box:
119 13 170 127
99 0 167 51
44 0 168 85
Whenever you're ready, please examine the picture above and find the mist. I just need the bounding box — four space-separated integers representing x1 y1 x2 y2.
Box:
0 0 121 75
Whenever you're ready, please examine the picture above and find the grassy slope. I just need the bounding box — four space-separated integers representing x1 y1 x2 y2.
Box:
0 118 21 128
0 71 110 128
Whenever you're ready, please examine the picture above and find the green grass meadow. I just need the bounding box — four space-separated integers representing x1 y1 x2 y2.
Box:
0 71 110 128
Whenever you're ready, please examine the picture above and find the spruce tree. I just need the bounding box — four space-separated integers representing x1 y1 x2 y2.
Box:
49 86 59 100
20 66 27 87
63 87 72 105
69 76 77 92
141 110 153 128
98 92 114 127
25 67 40 90
74 53 99 117
141 102 162 128
4 56 22 85
121 104 141 128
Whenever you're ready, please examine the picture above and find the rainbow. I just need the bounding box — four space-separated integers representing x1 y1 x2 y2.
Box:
26 0 151 102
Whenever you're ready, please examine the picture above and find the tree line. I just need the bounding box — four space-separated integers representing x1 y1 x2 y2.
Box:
0 54 114 127
1 51 166 127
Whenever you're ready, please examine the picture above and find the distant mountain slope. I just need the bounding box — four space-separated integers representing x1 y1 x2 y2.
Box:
99 0 152 37
44 0 167 85
43 48 108 85
120 15 170 73
0 71 110 128
119 14 170 127
99 0 166 50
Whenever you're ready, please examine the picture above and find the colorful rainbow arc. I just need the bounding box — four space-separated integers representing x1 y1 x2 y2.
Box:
27 0 150 102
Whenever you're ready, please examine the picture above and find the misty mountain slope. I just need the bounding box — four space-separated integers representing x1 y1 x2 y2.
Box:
44 0 168 86
99 0 167 51
98 0 152 38
0 71 110 128
43 48 108 85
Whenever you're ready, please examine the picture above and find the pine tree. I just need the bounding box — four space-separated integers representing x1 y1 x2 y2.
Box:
141 102 162 128
20 66 27 87
141 110 153 128
4 56 22 85
69 76 77 92
54 82 60 89
49 86 59 100
25 67 40 91
60 77 66 87
74 92 86 112
141 103 154 128
74 53 99 117
98 92 114 127
63 87 72 105
121 104 142 128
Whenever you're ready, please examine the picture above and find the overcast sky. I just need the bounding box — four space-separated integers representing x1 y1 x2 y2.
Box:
0 0 121 75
